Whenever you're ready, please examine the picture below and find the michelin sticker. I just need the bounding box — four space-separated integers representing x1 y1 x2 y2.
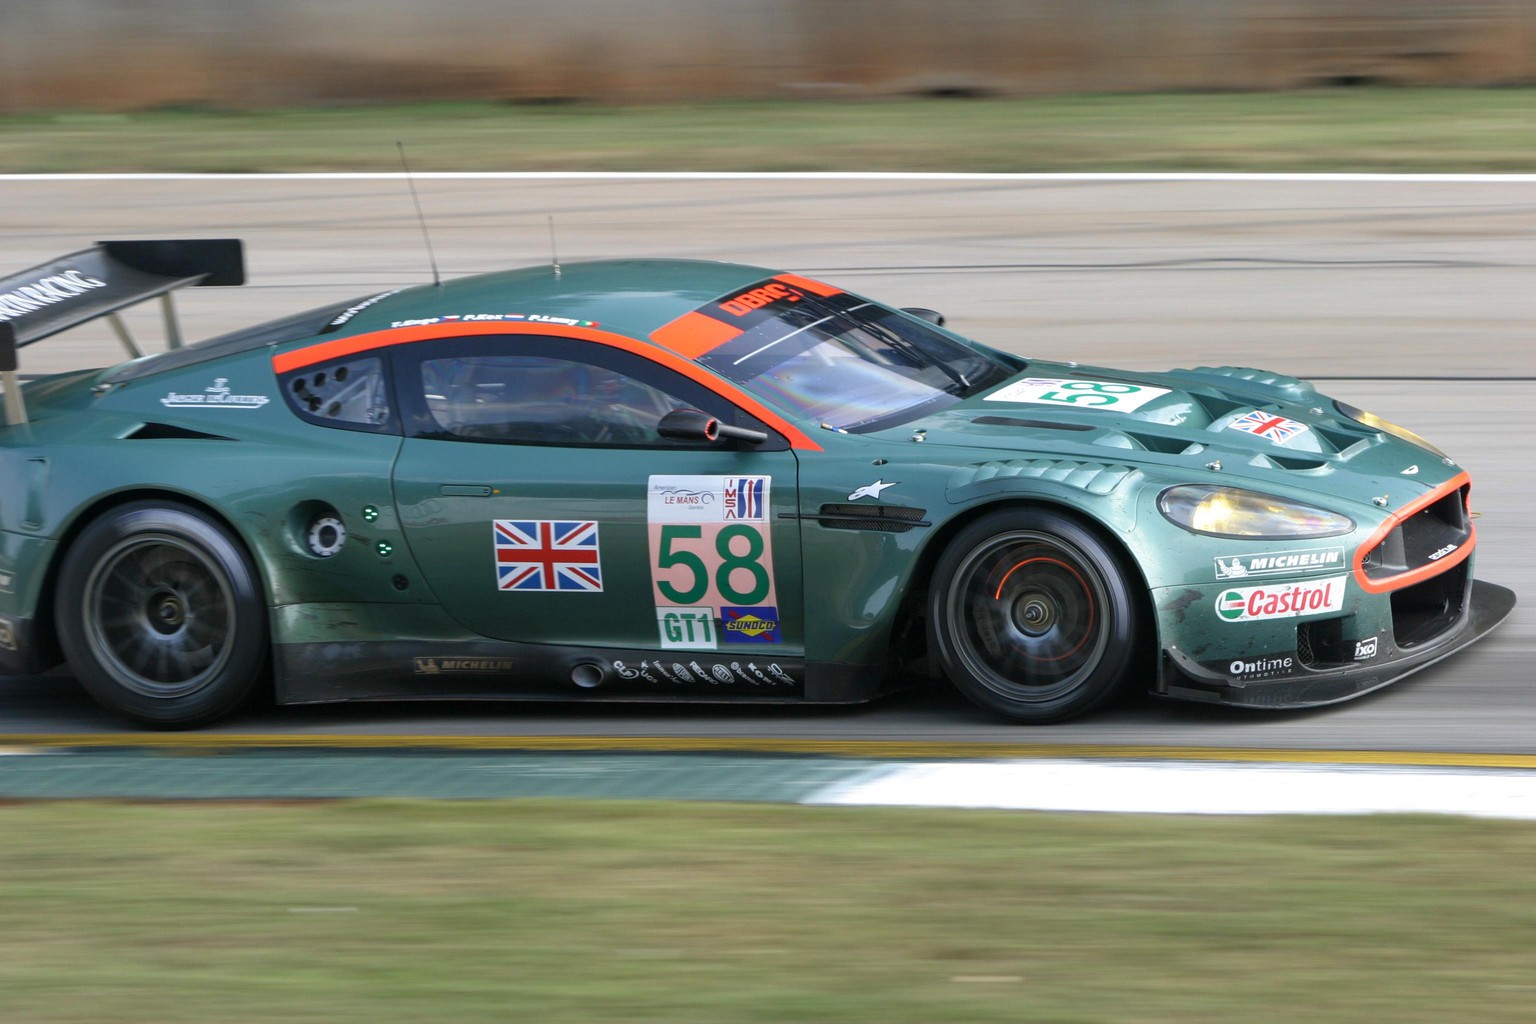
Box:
161 378 270 409
1213 546 1345 581
983 377 1170 412
648 475 775 649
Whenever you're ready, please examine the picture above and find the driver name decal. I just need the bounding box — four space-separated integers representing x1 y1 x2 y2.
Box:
983 377 1170 412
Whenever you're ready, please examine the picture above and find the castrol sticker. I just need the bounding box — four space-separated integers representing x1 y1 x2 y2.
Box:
1215 576 1347 623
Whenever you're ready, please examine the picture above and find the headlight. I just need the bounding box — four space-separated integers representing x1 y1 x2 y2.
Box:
1158 485 1355 539
1334 401 1447 459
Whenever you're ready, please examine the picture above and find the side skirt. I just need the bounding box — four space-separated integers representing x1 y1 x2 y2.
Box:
274 640 893 706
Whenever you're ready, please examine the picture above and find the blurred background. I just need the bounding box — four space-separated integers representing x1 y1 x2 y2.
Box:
5 0 1536 110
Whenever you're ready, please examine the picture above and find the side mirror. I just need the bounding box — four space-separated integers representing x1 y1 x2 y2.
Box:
901 307 946 327
657 408 767 445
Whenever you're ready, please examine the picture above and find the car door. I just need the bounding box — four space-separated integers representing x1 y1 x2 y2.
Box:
388 332 804 660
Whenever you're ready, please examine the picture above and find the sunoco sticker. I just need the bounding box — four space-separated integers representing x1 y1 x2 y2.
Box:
1216 576 1347 623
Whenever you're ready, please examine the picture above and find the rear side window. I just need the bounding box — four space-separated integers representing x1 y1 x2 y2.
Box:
281 356 395 433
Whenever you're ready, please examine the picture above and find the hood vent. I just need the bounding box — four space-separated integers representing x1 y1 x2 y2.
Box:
971 415 1093 432
121 422 234 441
1250 453 1329 472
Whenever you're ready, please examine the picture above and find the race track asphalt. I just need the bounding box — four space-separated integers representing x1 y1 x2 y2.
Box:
1 175 1531 755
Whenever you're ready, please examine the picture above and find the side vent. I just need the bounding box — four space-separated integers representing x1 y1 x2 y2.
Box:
814 504 929 533
122 422 234 441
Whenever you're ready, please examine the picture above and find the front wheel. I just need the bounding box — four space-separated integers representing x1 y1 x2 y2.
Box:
929 508 1143 723
55 502 268 727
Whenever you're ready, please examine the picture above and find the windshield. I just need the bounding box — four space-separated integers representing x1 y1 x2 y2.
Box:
687 281 1015 432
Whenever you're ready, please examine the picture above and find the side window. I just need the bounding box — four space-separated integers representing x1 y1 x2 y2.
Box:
281 356 393 433
404 337 785 450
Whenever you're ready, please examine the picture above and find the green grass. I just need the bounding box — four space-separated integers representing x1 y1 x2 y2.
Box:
2 800 1535 1022
2 89 1536 173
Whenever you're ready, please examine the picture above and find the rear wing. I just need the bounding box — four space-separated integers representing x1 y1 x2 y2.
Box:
0 239 244 425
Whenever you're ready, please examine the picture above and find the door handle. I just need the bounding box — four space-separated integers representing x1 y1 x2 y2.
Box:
439 484 495 497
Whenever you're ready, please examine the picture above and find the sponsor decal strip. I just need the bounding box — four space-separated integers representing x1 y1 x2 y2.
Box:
650 273 844 360
270 321 821 451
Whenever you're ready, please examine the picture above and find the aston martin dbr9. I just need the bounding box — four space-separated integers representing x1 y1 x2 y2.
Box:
0 240 1513 725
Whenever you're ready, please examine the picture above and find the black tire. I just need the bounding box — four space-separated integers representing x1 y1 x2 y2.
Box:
55 501 268 727
929 507 1143 723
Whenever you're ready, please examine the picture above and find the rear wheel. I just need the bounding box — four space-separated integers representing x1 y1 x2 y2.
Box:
55 502 268 727
929 507 1142 723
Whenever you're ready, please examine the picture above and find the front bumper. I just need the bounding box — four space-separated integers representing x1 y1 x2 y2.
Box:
1159 578 1516 709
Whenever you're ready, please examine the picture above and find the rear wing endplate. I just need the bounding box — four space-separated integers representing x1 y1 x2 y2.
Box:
0 239 244 425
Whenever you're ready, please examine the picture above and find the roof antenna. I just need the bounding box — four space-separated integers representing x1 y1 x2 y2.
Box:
396 141 442 287
547 214 561 280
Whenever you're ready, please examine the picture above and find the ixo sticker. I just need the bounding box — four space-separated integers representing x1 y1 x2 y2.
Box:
720 605 782 644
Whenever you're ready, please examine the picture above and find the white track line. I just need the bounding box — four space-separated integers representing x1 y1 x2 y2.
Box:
5 172 1536 183
808 760 1536 819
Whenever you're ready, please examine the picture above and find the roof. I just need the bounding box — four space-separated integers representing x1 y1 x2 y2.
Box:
104 259 776 384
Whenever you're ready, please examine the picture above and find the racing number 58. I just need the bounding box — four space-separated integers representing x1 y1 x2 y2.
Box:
657 524 770 604
1036 381 1141 406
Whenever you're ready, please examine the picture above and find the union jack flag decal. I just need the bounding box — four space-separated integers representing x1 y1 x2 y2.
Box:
493 520 603 592
1228 411 1308 445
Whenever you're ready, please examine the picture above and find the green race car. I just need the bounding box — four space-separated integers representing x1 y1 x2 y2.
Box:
0 239 1514 726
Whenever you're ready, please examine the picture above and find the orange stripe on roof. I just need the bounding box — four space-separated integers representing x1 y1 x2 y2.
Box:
774 272 842 297
271 322 821 451
650 311 742 359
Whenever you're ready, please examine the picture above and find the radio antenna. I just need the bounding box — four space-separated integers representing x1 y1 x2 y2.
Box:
396 141 442 287
547 214 561 279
